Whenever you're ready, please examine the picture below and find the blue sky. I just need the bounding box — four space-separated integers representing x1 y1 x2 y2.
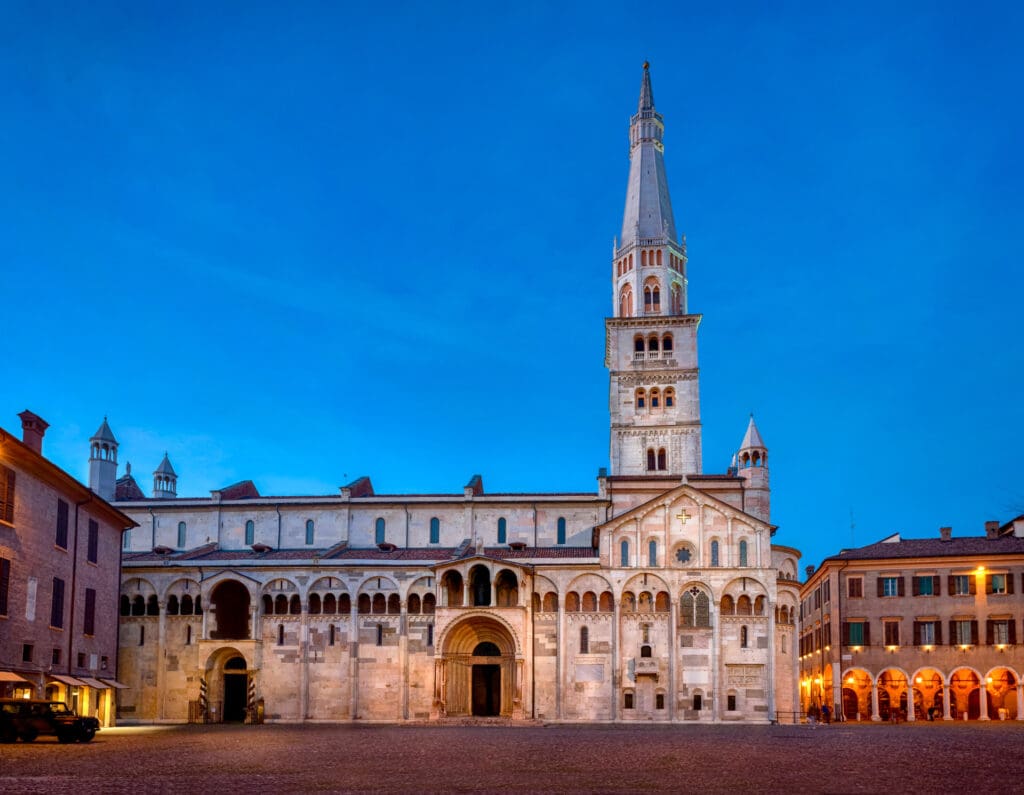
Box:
2 2 1022 574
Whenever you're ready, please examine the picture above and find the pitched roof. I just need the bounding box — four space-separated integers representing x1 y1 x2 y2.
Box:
91 417 117 444
739 414 765 450
826 534 1024 562
214 480 260 500
154 453 176 477
115 472 146 501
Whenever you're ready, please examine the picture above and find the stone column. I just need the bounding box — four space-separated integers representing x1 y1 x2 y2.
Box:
1016 683 1024 720
943 684 952 720
349 599 360 720
611 598 620 721
979 681 990 720
765 601 775 722
830 661 842 721
870 682 881 721
156 601 166 721
556 599 564 719
668 595 677 722
906 680 915 722
299 605 309 721
711 605 719 722
400 599 409 721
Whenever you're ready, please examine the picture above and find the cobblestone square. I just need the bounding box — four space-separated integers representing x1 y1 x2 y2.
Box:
3 722 1024 793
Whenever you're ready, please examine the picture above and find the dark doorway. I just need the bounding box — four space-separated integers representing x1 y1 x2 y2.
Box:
472 665 501 716
223 656 248 722
842 687 858 720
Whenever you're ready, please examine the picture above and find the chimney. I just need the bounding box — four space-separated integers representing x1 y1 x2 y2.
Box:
805 564 815 579
985 521 1000 539
17 410 49 455
939 526 952 542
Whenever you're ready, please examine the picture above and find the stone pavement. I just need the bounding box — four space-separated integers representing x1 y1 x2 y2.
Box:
2 722 1023 793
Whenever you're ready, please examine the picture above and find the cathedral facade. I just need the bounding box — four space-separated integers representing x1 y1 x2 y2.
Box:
110 66 801 724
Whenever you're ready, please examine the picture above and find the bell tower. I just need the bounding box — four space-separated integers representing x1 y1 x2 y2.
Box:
606 63 702 477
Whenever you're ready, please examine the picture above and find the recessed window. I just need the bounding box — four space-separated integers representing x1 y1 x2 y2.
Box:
51 577 65 629
177 521 186 548
557 517 566 545
579 626 589 654
879 576 901 597
376 624 384 647
83 588 96 636
245 520 254 546
52 648 61 665
883 620 900 646
620 540 629 567
740 625 748 648
497 517 507 544
847 577 863 598
727 694 737 711
692 694 702 710
989 574 1008 595
430 517 440 545
656 693 665 710
710 541 719 567
953 619 975 645
22 644 33 663
375 518 385 545
648 539 657 567
624 692 634 709
989 619 1011 645
738 540 748 567
0 556 9 616
913 620 938 646
0 465 15 525
76 652 86 668
951 575 972 596
913 575 938 596
56 499 69 549
87 519 99 563
306 519 315 545
845 620 867 646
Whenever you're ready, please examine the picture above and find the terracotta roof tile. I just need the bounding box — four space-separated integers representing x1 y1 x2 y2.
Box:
828 534 1024 562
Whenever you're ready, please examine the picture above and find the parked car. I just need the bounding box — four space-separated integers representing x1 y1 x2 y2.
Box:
0 699 100 743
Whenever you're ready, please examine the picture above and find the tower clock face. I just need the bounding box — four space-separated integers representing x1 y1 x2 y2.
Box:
675 546 692 564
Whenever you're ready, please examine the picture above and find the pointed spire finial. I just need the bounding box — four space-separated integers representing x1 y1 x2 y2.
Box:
638 61 655 111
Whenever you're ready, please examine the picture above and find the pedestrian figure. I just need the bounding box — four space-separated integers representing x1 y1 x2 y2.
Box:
821 703 831 724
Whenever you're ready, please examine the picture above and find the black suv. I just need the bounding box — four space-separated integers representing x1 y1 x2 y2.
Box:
0 699 100 743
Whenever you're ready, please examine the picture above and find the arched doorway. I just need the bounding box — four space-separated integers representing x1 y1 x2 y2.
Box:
210 580 251 640
440 616 518 718
223 656 248 723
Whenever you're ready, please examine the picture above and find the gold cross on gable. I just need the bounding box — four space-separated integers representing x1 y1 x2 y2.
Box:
676 509 691 525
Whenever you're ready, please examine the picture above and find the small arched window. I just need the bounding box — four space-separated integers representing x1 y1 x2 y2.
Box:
739 539 749 567
657 448 667 470
640 644 652 658
620 539 630 567
308 593 321 614
497 517 507 544
323 593 337 614
146 595 159 616
375 517 385 545
650 388 660 408
177 521 186 548
245 520 254 546
166 595 179 615
711 540 720 567
305 519 315 545
662 334 673 352
186 624 192 645
619 285 633 317
740 625 749 648
641 249 647 266
556 517 566 545
277 624 284 646
430 517 440 544
647 448 656 471
648 335 659 352
636 388 646 409
634 336 645 353
580 626 589 654
119 595 130 616
648 539 657 567
665 388 675 408
181 595 194 615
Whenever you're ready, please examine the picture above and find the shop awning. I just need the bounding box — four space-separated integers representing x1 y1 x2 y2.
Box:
99 679 129 689
48 674 88 687
78 677 109 689
0 671 31 683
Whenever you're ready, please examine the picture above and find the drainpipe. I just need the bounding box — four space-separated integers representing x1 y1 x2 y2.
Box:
148 508 156 548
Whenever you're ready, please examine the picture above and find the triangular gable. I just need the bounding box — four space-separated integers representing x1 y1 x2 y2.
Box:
592 482 771 546
432 551 534 576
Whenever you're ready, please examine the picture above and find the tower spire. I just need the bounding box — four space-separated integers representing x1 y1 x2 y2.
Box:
639 61 654 110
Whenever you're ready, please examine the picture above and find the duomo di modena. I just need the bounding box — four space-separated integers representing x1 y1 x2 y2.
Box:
106 65 803 724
